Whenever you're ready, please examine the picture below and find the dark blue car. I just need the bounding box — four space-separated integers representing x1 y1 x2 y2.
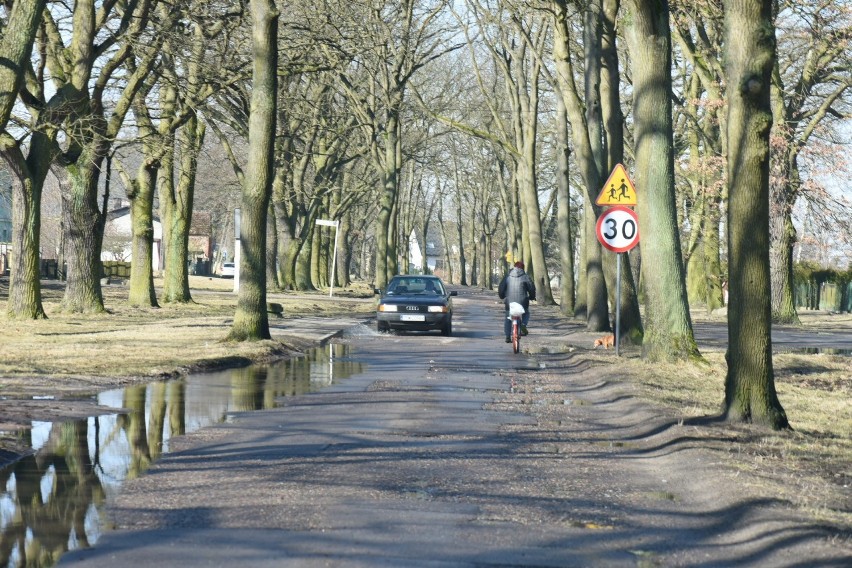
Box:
375 275 457 336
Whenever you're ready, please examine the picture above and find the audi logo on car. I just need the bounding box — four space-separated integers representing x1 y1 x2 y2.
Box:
406 306 419 311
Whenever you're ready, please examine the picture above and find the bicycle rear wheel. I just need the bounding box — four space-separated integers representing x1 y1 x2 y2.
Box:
512 320 520 353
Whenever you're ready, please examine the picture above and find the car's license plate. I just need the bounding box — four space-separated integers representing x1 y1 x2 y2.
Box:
400 314 425 322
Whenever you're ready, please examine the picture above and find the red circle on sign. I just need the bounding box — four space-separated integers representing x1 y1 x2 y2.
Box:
595 206 639 253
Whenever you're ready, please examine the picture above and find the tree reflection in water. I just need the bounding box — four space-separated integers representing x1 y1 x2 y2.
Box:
0 343 359 566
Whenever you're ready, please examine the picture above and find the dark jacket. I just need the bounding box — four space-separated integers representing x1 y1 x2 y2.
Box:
498 267 536 310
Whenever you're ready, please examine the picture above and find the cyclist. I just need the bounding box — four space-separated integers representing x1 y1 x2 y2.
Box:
498 261 536 343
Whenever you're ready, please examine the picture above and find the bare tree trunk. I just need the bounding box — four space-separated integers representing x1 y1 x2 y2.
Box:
723 0 788 429
295 230 314 290
584 201 609 331
7 172 46 319
552 0 609 331
0 0 45 129
437 204 454 284
127 160 159 307
583 0 608 328
455 194 467 285
124 79 165 309
518 141 554 304
703 203 724 311
768 82 800 325
574 210 588 319
227 0 278 342
467 191 479 284
337 216 351 288
768 186 799 324
555 95 575 316
59 159 106 314
266 202 280 289
161 117 204 303
311 222 324 288
625 0 697 360
375 113 401 288
599 0 642 341
2 131 54 319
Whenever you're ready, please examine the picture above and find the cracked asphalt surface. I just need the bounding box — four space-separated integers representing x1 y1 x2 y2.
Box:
59 291 852 567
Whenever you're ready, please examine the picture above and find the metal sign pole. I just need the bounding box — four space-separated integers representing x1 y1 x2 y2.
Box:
315 219 339 297
616 252 621 357
233 208 241 294
330 220 339 298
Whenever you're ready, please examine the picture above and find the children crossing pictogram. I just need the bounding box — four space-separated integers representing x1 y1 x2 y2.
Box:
596 163 637 206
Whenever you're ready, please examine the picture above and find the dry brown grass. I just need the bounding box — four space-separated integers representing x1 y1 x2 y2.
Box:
619 348 851 525
0 276 375 396
525 303 850 526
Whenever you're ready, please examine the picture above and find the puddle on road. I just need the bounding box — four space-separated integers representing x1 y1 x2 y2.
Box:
0 343 362 568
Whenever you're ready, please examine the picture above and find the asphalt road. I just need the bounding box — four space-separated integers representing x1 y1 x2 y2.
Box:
59 292 852 567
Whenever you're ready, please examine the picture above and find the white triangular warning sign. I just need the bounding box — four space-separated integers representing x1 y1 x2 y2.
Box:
596 163 637 206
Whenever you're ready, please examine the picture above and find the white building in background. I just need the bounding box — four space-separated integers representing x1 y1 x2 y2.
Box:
406 230 445 275
409 230 424 272
102 205 163 271
425 241 440 273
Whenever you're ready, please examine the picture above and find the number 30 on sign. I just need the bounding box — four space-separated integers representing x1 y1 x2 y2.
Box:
595 206 639 253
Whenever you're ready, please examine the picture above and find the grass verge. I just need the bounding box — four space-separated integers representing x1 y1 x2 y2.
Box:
0 276 375 396
624 349 851 526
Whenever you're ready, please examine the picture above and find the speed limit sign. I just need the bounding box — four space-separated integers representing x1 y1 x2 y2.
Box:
596 205 639 253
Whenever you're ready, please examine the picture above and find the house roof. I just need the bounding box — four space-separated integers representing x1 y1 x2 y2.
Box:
106 206 161 223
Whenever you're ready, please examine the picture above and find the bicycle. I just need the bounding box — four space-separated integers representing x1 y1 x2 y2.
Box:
507 302 525 354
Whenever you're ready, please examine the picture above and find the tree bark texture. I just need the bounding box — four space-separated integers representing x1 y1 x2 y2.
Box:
161 117 204 303
0 0 45 129
126 74 168 308
626 0 698 360
60 159 107 314
682 76 725 314
1 131 55 319
551 0 609 330
519 143 554 304
266 203 280 289
574 215 588 319
295 235 314 290
600 0 623 176
768 168 799 324
54 0 161 313
128 160 159 307
227 0 278 342
723 0 788 429
374 112 400 288
311 224 325 288
7 172 46 319
555 94 575 316
584 201 610 331
768 82 800 325
599 0 643 341
453 173 468 285
337 217 351 288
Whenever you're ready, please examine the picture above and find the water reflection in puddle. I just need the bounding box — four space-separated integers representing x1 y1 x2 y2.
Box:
0 343 361 567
